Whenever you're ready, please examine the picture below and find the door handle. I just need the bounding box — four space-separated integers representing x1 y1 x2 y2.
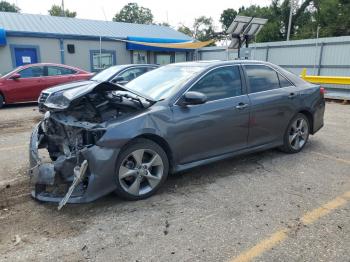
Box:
235 103 249 110
288 92 296 99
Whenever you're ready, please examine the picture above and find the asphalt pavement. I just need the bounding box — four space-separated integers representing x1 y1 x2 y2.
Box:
0 102 349 262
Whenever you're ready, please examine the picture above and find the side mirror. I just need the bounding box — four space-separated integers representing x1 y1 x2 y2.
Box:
180 91 207 106
10 73 21 80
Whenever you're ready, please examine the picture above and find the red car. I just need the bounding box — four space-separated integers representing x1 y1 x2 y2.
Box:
0 63 93 108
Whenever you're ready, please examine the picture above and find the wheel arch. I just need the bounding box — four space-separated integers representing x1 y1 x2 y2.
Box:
298 109 314 134
0 90 6 103
133 133 174 172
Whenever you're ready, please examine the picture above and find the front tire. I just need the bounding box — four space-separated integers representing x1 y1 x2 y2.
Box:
114 138 169 200
280 113 310 153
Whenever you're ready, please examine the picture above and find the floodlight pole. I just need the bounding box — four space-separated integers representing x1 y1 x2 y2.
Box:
287 0 293 41
61 0 65 17
237 37 242 59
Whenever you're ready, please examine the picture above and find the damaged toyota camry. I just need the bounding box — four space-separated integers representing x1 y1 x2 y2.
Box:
29 61 325 209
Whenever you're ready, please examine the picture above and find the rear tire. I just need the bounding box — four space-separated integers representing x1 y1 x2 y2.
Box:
280 113 310 154
0 94 4 108
114 138 169 200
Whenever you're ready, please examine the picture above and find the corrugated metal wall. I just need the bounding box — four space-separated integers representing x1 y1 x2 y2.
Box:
199 36 350 77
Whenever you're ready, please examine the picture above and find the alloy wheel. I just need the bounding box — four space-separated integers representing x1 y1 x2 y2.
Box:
118 149 164 196
289 117 309 150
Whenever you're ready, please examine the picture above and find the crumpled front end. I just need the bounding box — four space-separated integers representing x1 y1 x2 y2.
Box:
28 82 152 208
28 114 120 209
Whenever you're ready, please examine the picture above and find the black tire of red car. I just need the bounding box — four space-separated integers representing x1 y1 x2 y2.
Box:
114 138 169 200
280 113 310 154
0 94 4 108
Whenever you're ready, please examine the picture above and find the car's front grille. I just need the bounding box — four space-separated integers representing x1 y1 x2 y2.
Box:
38 92 49 104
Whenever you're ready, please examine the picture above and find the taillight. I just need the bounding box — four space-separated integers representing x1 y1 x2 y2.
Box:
320 87 326 95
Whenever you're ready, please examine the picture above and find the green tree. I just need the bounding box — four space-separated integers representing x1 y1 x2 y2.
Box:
219 0 322 42
157 22 170 27
315 0 350 37
0 1 20 12
220 8 237 31
48 4 76 17
178 25 193 37
113 3 153 24
177 16 217 45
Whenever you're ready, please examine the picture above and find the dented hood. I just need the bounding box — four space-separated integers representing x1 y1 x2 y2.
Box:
44 81 156 110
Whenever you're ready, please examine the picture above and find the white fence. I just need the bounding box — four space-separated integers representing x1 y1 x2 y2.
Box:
198 36 350 77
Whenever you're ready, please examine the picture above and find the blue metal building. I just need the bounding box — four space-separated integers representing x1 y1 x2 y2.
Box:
0 12 193 73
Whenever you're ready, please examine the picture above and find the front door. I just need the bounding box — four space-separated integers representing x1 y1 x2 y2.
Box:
5 66 45 102
14 47 38 67
171 65 250 164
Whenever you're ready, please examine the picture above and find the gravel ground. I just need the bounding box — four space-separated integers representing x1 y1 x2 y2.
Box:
0 102 349 262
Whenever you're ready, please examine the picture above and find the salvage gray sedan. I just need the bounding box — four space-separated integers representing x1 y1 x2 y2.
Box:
29 60 325 208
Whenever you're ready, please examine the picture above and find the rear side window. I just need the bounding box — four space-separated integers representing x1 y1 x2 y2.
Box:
47 66 76 76
245 65 280 93
189 66 242 101
118 67 148 82
19 66 44 78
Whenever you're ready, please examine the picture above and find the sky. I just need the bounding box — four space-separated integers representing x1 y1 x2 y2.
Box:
7 0 270 29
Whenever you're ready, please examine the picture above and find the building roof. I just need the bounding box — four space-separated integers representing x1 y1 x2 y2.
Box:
0 12 192 40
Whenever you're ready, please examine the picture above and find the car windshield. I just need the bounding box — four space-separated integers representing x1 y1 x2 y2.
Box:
91 65 125 82
125 65 204 100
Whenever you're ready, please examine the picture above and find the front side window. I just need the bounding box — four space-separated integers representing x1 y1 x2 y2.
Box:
91 51 115 72
133 51 148 64
47 66 76 76
189 66 242 101
19 66 44 78
245 65 280 93
118 67 148 82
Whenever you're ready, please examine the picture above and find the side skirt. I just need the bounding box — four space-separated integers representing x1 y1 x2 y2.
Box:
173 141 282 173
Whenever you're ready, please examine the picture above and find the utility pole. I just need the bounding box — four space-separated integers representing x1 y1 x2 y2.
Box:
61 0 65 17
287 0 293 41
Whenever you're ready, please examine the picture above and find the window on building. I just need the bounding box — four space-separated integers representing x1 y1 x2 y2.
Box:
175 53 186 63
91 51 115 72
156 53 172 65
189 66 242 101
245 65 280 93
47 66 76 76
133 51 148 64
19 66 44 78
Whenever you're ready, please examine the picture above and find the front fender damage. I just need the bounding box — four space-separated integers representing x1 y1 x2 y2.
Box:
28 117 119 209
28 86 153 208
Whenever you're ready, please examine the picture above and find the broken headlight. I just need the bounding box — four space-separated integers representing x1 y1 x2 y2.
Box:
44 90 71 110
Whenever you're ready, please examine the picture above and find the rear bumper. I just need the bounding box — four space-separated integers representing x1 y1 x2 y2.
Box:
311 99 325 134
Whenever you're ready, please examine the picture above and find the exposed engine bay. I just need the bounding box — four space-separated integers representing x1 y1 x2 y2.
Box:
29 82 153 209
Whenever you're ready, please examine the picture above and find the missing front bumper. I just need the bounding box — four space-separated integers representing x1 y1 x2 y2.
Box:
28 123 120 207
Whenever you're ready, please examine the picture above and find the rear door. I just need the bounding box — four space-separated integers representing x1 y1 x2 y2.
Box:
244 64 298 147
45 66 77 86
171 65 250 164
5 66 45 102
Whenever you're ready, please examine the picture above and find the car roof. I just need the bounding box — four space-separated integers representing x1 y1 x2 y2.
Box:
15 63 90 72
170 60 275 68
